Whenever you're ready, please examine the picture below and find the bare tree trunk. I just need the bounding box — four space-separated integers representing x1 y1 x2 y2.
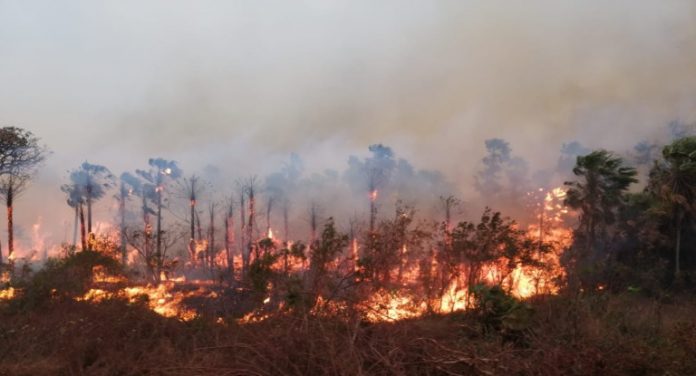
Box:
369 188 377 233
142 190 152 273
247 184 256 263
283 202 290 274
120 184 127 264
225 211 234 278
79 202 87 251
86 189 93 235
283 201 289 245
156 183 163 280
188 177 197 265
308 203 318 271
266 197 273 237
208 204 216 272
72 205 78 250
240 192 247 277
196 211 203 241
6 184 13 262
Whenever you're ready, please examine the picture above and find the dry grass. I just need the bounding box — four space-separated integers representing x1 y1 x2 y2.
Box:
1 293 695 375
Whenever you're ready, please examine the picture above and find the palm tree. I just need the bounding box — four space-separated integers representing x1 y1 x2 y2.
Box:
648 137 696 277
564 150 638 258
68 162 115 237
60 183 84 251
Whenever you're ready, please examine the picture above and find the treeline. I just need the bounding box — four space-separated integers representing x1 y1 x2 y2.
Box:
564 137 696 293
1 124 695 303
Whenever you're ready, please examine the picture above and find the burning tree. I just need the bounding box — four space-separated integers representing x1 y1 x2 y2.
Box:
64 162 115 250
178 175 209 265
445 208 541 309
0 127 47 264
136 158 182 280
117 172 143 264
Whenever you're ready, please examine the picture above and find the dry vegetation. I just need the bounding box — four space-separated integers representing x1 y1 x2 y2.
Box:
2 289 696 376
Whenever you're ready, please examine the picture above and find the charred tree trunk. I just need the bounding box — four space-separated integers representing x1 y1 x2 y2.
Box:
155 183 163 281
142 190 152 276
79 202 87 251
308 203 318 271
247 184 256 263
119 183 127 265
208 204 216 272
283 202 290 273
266 197 273 237
225 206 234 278
188 177 197 265
196 211 203 242
240 192 247 277
283 201 289 245
72 204 78 250
6 185 13 263
86 187 93 235
369 190 377 233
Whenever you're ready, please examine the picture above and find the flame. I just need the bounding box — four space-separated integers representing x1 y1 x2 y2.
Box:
79 282 207 321
267 228 274 240
369 190 378 202
0 287 16 300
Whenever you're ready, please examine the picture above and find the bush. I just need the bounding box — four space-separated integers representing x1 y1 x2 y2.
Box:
471 284 533 344
12 250 123 310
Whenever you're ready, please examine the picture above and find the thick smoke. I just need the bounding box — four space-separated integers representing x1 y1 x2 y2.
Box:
0 1 695 254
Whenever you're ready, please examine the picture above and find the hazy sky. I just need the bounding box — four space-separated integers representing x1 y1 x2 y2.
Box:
1 1 695 252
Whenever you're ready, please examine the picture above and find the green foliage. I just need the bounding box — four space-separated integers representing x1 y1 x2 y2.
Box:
450 208 539 290
564 150 638 289
248 252 279 294
308 218 348 289
471 284 533 342
648 136 696 278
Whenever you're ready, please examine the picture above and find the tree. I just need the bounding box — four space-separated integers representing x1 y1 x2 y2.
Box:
179 175 208 264
344 145 396 232
136 158 182 280
564 150 637 286
450 208 534 305
61 183 84 250
118 172 142 264
0 127 47 263
648 137 696 278
474 139 530 216
67 162 115 240
307 218 349 304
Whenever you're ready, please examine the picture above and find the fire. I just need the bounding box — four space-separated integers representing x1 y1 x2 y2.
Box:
362 288 432 322
267 228 274 240
439 279 467 313
0 287 16 300
79 272 218 321
369 190 378 202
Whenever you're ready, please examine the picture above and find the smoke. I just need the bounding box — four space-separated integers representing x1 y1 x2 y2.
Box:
0 1 695 253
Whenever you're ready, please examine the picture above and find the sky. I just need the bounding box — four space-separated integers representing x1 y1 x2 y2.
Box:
0 1 695 254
